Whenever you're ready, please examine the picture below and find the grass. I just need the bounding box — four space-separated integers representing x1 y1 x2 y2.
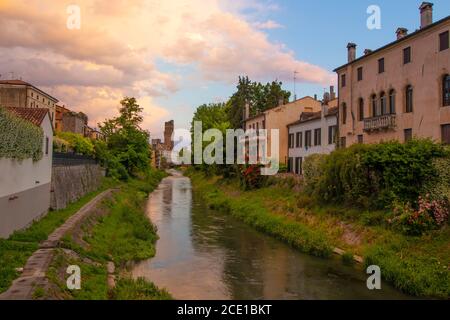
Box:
0 178 114 294
47 169 172 300
186 169 450 299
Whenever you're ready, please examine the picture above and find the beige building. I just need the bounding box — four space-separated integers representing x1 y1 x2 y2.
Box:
244 96 322 164
0 80 58 127
335 2 450 147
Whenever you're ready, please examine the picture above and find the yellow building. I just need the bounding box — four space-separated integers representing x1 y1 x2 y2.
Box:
335 2 450 147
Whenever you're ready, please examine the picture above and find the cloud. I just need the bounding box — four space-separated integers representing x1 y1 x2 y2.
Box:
253 20 284 30
0 0 334 135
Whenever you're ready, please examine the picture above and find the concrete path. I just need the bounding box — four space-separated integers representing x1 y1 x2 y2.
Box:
0 189 113 300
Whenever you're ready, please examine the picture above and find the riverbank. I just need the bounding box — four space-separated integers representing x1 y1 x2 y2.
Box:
186 169 449 299
0 170 172 300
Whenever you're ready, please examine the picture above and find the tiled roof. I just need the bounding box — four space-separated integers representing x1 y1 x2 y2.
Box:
287 106 338 127
4 107 49 127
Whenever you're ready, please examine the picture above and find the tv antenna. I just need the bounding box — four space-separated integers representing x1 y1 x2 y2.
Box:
293 71 299 101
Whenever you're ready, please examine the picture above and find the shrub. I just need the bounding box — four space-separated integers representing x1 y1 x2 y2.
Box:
238 164 267 190
303 153 327 194
0 107 43 161
56 131 94 156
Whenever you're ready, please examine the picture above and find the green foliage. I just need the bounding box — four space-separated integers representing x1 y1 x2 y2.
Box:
112 277 172 300
0 107 43 161
56 131 94 156
303 154 327 194
306 139 447 208
98 97 151 179
53 136 70 153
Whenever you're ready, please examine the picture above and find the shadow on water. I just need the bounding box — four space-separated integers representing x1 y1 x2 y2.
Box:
132 172 413 300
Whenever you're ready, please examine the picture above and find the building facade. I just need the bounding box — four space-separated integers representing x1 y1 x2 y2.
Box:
0 107 53 238
287 98 338 175
0 80 58 127
335 2 450 147
244 96 322 165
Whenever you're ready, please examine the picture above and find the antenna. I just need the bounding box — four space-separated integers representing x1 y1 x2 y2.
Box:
293 71 299 101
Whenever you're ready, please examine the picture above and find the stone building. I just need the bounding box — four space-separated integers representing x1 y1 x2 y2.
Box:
244 96 322 165
335 2 450 147
0 80 58 127
164 120 174 151
287 91 338 175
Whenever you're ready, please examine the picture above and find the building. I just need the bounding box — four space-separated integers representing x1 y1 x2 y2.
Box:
55 104 70 132
85 126 105 140
0 107 53 238
244 96 322 165
61 110 88 136
287 93 338 175
335 2 450 147
164 120 174 151
0 80 58 127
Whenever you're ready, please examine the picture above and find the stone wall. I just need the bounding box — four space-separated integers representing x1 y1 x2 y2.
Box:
50 164 105 210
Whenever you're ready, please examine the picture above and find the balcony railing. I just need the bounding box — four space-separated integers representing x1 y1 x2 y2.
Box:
363 114 396 132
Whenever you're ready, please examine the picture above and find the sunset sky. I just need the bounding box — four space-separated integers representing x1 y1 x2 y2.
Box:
1 0 449 138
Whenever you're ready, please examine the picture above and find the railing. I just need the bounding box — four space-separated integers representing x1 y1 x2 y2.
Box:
363 114 396 132
52 152 97 166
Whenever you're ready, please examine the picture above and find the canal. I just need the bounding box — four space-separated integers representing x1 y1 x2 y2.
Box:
132 172 411 300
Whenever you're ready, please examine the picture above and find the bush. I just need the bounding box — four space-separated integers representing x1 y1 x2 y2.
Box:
56 131 94 156
303 153 327 194
0 107 43 161
238 164 267 190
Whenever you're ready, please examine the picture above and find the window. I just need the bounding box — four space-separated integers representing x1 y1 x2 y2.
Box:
380 92 387 115
406 85 413 113
443 75 450 107
305 130 312 148
358 98 364 121
357 67 363 81
288 133 295 148
295 157 302 175
341 74 346 87
378 58 385 73
440 31 449 51
314 128 322 146
357 135 363 144
328 125 337 145
45 137 49 155
288 157 294 173
389 90 396 114
342 103 347 124
403 47 411 64
442 124 450 144
404 129 413 142
371 94 378 117
296 132 302 148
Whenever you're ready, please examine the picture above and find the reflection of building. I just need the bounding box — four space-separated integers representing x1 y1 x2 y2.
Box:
0 80 58 127
244 96 322 165
287 90 338 175
335 2 450 147
0 107 53 238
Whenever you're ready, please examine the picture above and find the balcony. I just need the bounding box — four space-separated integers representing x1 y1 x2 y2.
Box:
363 114 396 133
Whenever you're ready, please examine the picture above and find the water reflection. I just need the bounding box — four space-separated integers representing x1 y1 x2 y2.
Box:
132 173 411 300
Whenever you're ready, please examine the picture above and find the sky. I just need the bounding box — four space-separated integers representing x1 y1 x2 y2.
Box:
0 0 449 139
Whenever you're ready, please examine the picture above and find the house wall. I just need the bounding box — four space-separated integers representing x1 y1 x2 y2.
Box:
0 86 27 109
288 113 337 174
337 19 450 146
0 113 53 238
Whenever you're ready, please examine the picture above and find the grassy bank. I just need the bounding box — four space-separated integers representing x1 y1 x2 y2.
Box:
186 169 449 299
0 178 115 294
46 170 172 300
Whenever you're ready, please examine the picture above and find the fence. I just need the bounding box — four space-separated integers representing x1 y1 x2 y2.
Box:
52 152 97 166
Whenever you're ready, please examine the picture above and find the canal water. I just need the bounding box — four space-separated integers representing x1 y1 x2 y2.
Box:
132 172 411 300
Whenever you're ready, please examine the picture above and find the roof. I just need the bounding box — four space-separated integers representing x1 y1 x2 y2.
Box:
0 80 59 102
4 107 49 127
287 106 338 127
334 14 450 72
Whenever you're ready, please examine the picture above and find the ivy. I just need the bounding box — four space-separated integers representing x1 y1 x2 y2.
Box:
0 107 44 162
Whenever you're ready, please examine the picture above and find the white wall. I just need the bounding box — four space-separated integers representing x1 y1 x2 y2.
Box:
288 113 337 166
0 113 53 198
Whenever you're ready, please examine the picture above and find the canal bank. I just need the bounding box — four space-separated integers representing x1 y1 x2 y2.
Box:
182 170 449 299
132 171 412 299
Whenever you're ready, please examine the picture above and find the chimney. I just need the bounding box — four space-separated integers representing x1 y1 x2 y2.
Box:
396 27 408 40
314 94 318 101
364 49 373 55
330 86 336 100
420 2 433 29
347 43 357 62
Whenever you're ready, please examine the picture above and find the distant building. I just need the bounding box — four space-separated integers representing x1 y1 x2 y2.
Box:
85 126 105 140
287 92 338 175
0 80 58 127
0 107 53 238
164 120 174 151
335 2 450 147
244 96 322 165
